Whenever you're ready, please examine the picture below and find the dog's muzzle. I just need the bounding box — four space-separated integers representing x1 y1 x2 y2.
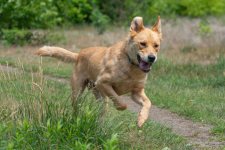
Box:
137 54 153 73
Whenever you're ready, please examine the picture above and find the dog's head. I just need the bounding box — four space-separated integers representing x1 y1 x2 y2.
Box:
126 16 162 73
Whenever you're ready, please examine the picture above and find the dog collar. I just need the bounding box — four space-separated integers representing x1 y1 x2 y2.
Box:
126 54 139 67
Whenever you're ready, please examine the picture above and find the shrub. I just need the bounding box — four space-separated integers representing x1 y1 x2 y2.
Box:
0 29 66 46
0 29 33 46
53 0 92 24
90 8 110 34
1 0 225 30
0 0 61 29
0 0 92 29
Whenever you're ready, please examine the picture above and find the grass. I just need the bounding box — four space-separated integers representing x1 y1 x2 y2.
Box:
0 63 192 149
146 54 225 139
0 56 74 79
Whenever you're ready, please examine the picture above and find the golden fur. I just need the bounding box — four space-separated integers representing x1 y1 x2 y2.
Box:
35 16 162 127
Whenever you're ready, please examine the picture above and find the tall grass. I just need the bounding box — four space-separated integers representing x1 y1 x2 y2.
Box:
0 62 191 149
0 62 121 149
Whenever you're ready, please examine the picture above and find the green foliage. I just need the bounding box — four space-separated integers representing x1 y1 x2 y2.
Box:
1 0 225 31
123 0 153 24
90 8 110 34
92 0 125 23
198 20 212 37
14 120 34 149
145 0 225 18
94 0 225 25
0 123 12 148
53 0 92 24
0 29 32 46
0 0 91 29
102 134 119 150
179 0 225 17
0 29 66 46
0 0 61 29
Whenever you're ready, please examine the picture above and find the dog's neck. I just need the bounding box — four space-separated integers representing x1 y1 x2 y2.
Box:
118 37 131 56
114 39 147 76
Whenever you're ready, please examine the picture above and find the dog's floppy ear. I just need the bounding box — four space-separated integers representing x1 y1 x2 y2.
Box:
130 17 145 36
151 16 161 34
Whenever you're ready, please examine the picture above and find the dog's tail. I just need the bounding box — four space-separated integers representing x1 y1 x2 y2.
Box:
35 46 78 63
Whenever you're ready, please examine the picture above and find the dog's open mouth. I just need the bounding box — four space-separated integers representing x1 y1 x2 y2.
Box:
137 54 152 73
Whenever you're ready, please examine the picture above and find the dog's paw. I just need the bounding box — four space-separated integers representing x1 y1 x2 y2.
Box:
136 114 147 127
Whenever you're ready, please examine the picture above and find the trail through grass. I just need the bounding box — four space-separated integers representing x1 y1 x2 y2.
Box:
146 55 225 140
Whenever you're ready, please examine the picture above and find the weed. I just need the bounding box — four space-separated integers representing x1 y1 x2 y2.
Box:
102 134 119 150
198 20 212 37
14 120 34 149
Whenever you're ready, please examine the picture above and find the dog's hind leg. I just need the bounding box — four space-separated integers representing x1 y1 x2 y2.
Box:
131 88 151 128
70 69 87 113
92 88 108 115
92 88 102 99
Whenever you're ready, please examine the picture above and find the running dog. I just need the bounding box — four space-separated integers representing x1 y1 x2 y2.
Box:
35 16 162 127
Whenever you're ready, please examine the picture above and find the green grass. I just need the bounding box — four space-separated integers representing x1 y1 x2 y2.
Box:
0 64 191 149
0 56 73 79
146 54 225 139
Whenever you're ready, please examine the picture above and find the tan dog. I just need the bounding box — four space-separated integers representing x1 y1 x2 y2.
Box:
36 16 162 127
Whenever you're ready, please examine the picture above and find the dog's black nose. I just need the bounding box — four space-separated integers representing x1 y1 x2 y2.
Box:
148 55 155 62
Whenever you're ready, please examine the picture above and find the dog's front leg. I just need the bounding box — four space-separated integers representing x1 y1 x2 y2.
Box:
96 82 127 111
131 89 151 127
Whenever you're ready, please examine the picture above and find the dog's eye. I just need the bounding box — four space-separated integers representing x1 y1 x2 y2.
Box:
140 42 146 47
154 44 159 48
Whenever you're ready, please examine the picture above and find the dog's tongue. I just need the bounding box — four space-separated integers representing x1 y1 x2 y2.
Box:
139 60 151 71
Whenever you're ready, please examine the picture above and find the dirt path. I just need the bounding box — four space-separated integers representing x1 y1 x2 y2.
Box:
122 96 225 148
1 65 225 149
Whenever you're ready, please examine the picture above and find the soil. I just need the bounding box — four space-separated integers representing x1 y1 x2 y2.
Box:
1 65 225 149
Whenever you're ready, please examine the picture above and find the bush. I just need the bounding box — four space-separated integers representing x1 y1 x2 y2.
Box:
0 0 61 29
92 0 225 25
0 29 33 46
145 0 225 18
123 0 225 22
92 0 125 23
0 0 225 30
0 0 92 29
53 0 92 24
90 8 110 34
0 29 66 46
